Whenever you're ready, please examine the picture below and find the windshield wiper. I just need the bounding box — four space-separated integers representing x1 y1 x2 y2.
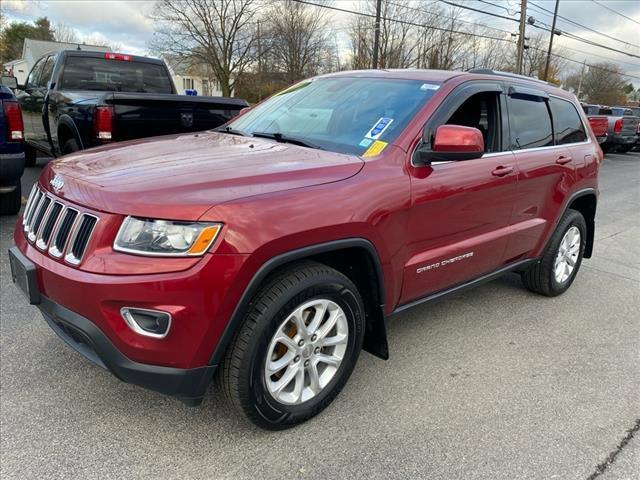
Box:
251 131 324 150
213 125 251 137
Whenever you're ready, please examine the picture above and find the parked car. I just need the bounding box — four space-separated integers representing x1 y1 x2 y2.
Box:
581 104 608 146
10 69 601 429
0 78 25 215
12 50 248 166
600 106 638 153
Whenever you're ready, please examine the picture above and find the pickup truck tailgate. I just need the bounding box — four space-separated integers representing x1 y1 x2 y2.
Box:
106 93 248 141
587 116 608 137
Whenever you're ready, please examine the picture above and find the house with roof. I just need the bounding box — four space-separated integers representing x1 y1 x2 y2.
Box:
3 38 110 84
162 54 226 96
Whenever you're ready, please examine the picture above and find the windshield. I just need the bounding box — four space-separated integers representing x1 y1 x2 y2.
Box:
227 77 440 155
60 57 174 93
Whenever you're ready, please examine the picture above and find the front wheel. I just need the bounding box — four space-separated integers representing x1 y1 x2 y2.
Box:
220 261 365 430
521 209 586 297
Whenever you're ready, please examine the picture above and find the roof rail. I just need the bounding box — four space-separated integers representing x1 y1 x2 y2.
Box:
467 69 551 86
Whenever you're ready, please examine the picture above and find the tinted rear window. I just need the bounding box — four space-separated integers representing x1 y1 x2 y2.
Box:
549 97 587 144
59 56 173 93
508 96 553 149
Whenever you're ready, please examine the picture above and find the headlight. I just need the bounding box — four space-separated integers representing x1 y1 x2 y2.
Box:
114 217 222 257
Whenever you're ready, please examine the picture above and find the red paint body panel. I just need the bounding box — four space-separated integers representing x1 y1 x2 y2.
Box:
14 69 600 376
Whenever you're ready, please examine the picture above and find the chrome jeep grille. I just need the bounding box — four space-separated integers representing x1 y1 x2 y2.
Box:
22 185 99 265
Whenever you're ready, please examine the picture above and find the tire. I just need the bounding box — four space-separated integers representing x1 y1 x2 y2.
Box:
521 209 586 297
617 145 632 153
220 261 365 430
24 144 37 167
61 138 81 154
0 182 21 216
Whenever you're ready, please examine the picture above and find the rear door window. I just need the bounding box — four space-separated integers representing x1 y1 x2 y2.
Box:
508 95 553 149
549 97 587 144
60 56 173 93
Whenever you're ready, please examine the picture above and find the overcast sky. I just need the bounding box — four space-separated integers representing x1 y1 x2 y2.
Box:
3 0 640 85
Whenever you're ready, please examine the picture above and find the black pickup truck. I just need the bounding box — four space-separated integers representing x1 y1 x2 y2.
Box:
14 50 248 166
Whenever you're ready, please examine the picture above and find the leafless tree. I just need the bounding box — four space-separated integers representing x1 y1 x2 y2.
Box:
263 0 332 83
53 22 79 43
347 0 416 69
149 0 259 96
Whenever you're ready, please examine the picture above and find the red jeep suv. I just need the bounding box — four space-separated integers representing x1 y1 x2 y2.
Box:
10 69 601 429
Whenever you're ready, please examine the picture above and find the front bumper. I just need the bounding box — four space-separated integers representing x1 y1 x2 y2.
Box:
9 245 217 405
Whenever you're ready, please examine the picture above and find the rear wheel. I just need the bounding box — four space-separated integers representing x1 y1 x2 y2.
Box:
220 261 365 430
62 138 81 154
521 209 586 297
0 182 21 216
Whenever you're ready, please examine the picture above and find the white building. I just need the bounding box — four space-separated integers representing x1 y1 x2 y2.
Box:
163 54 226 97
4 38 109 84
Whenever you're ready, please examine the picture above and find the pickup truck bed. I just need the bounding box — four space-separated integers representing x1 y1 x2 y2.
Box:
16 50 248 163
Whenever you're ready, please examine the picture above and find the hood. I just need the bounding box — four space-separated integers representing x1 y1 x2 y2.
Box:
43 132 364 219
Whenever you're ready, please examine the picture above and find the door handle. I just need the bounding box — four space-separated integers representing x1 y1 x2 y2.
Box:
556 155 572 165
491 165 514 177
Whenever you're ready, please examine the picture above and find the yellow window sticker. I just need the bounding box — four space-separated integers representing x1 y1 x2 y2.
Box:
363 140 388 158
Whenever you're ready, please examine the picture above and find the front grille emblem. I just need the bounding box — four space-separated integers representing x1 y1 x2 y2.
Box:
50 174 64 192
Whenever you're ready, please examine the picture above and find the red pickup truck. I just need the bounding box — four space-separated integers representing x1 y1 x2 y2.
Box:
10 69 601 429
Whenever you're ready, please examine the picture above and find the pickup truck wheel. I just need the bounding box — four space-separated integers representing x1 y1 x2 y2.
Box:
0 182 21 216
24 145 37 167
220 261 365 430
521 209 586 297
62 138 81 154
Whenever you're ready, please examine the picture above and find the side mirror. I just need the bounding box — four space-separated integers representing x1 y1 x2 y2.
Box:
415 125 485 165
1 75 18 90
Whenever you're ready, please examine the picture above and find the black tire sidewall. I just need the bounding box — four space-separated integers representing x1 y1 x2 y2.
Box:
242 276 364 428
62 138 80 154
547 211 587 295
0 182 21 216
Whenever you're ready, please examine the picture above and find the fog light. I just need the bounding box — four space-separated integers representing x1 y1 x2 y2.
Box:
120 307 172 339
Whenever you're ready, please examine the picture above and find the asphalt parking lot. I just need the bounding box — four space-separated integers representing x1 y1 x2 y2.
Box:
1 152 639 480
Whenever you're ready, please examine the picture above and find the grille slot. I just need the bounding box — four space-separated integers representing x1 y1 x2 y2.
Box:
50 208 79 258
36 202 63 249
28 196 51 241
65 215 98 265
22 185 38 226
25 189 44 232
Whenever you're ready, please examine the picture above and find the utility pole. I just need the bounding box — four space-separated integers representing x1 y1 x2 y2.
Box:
543 0 560 81
577 59 586 99
257 20 262 101
516 0 527 74
372 0 382 69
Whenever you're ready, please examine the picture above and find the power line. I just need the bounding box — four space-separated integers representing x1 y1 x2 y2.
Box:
529 0 640 49
591 0 640 26
438 0 640 59
292 0 513 42
294 0 640 81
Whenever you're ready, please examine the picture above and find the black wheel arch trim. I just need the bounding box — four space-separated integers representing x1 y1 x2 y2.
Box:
208 238 389 366
56 114 84 153
556 187 597 259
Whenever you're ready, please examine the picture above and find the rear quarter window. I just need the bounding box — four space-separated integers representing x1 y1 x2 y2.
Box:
549 97 587 144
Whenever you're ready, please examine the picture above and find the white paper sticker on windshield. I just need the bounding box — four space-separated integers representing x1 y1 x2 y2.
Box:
365 117 394 140
420 83 440 91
